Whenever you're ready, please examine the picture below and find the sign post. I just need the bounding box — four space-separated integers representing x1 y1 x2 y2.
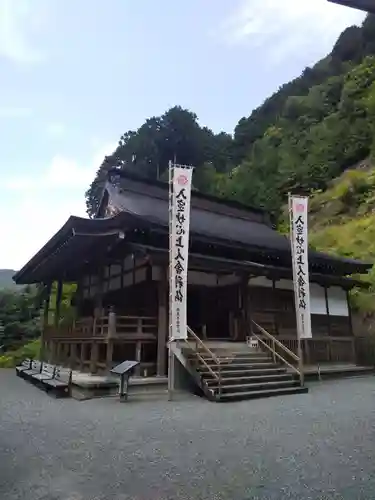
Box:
289 195 312 386
168 161 193 399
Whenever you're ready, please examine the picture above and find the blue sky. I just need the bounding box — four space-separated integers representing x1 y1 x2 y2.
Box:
0 0 365 270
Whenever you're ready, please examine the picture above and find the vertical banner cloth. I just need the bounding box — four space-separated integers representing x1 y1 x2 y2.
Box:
290 196 312 339
170 166 193 340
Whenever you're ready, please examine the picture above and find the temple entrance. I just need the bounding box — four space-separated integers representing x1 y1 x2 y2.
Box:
187 285 232 339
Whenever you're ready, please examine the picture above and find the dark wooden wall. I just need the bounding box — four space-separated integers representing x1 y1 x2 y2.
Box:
249 285 352 337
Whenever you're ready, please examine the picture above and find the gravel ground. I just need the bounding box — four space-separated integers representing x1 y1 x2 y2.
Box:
1 370 375 500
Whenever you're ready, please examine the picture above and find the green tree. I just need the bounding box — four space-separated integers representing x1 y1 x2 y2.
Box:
85 106 233 216
0 287 42 351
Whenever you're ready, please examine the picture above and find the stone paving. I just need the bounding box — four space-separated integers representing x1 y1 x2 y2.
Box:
1 369 375 500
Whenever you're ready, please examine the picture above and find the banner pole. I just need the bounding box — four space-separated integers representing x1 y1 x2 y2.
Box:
168 160 174 401
168 161 194 400
289 194 304 387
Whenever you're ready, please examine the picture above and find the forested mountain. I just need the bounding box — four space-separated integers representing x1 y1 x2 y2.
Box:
86 14 375 220
85 107 234 217
0 270 18 290
0 286 42 351
306 162 375 313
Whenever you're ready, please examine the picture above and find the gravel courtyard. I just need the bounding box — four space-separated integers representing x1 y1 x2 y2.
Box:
1 370 375 500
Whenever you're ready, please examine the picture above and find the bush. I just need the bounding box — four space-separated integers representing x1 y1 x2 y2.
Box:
0 338 41 368
0 355 15 368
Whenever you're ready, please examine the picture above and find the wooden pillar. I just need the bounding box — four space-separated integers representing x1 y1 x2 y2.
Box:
54 280 63 328
69 343 77 369
58 343 64 364
346 289 356 363
40 282 52 361
108 310 116 338
60 343 67 365
44 341 50 362
55 342 62 365
49 341 55 363
304 339 311 365
106 341 114 371
202 324 207 339
135 341 142 376
346 289 354 336
90 342 99 373
272 278 279 335
94 267 104 320
237 275 249 341
324 285 331 336
157 268 168 376
247 276 253 335
80 343 86 371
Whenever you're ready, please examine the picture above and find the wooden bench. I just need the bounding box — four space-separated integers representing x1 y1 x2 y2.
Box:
22 360 43 381
43 366 72 398
15 358 32 378
31 363 55 386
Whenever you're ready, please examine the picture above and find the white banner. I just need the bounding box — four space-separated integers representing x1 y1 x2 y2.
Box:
170 166 193 340
290 196 312 339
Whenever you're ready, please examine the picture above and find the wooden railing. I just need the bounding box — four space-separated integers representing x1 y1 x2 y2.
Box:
186 325 222 395
74 317 95 337
251 321 304 386
269 336 357 365
44 314 157 340
44 325 73 340
115 316 157 339
93 316 109 337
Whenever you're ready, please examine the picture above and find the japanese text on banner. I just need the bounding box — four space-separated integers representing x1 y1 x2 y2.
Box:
170 166 193 340
291 196 312 339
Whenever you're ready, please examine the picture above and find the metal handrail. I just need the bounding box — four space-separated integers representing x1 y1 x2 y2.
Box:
183 338 219 382
186 326 222 395
187 326 220 364
252 321 299 361
250 321 304 386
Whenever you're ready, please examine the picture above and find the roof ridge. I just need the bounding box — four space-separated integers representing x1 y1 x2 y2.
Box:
107 168 268 216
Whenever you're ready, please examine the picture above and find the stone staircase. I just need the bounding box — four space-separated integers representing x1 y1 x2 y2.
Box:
185 345 308 402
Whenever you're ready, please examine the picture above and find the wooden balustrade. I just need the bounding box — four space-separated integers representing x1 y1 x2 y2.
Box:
264 336 357 365
74 317 95 338
44 325 73 340
115 315 157 339
93 316 109 337
44 314 157 340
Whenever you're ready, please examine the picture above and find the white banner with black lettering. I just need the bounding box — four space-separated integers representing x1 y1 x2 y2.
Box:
290 196 312 339
170 166 193 340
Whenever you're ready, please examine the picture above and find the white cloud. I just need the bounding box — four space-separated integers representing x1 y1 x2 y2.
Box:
0 142 117 269
4 143 116 191
47 122 66 138
0 0 50 64
0 107 32 118
221 0 366 61
0 195 87 271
